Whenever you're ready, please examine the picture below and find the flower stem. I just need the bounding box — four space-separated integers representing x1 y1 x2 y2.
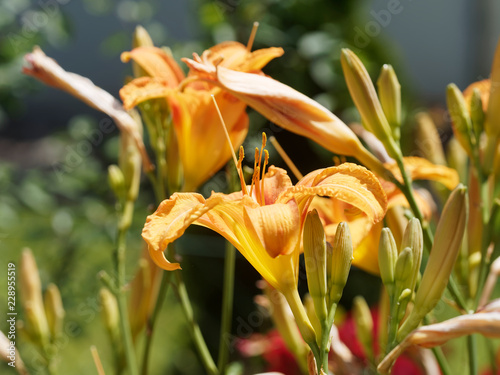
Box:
468 334 477 375
140 269 172 375
115 225 139 375
217 241 236 374
173 270 219 375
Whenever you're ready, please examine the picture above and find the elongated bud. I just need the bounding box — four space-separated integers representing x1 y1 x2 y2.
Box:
398 184 468 340
353 296 374 360
1 330 27 373
415 112 447 166
108 165 125 200
132 25 153 48
44 283 65 341
470 88 485 139
486 38 500 139
446 84 475 156
329 222 353 306
447 137 468 183
100 288 120 342
303 210 328 322
394 247 414 290
378 228 398 287
400 218 423 293
304 294 322 345
377 64 401 139
341 49 401 160
20 249 49 346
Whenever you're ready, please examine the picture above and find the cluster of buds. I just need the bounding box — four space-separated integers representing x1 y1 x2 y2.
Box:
302 210 353 373
19 249 65 362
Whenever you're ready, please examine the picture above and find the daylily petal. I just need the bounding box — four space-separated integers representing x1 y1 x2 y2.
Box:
23 47 153 172
183 42 284 76
260 166 293 205
168 88 248 191
279 163 387 224
119 77 173 110
244 200 300 258
351 221 383 275
384 156 459 190
216 67 369 158
121 47 185 85
142 192 299 291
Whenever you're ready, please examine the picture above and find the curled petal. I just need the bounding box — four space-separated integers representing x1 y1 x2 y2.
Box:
121 46 185 85
384 157 459 190
23 47 153 172
260 166 293 205
119 77 173 110
216 67 368 158
279 163 387 224
378 312 500 374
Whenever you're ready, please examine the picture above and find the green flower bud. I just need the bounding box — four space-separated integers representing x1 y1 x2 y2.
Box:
400 218 423 293
99 288 120 342
377 64 401 140
353 296 374 361
378 228 398 287
329 222 353 306
108 164 125 200
415 112 447 166
44 283 65 341
394 247 414 289
470 88 485 139
340 49 401 160
398 184 468 341
303 210 328 322
446 83 475 156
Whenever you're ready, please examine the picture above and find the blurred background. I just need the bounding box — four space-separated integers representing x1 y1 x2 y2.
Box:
1 0 499 373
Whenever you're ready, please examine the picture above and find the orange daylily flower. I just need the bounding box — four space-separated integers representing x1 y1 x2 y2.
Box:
142 152 387 294
181 58 386 176
120 42 283 191
312 156 459 275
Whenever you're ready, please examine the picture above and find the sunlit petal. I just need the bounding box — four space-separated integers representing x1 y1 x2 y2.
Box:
119 77 173 110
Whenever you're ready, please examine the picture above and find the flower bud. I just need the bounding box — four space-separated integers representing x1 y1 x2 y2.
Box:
132 25 153 49
485 39 500 139
108 164 125 200
470 88 485 139
44 283 65 341
414 112 447 166
20 249 49 346
377 64 401 140
400 218 423 293
329 222 353 306
341 49 401 160
398 184 468 340
447 137 468 183
353 296 374 361
378 228 398 287
394 247 414 289
303 210 328 322
100 288 120 344
446 83 475 156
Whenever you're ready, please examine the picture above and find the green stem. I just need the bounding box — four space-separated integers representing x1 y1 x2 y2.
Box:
468 335 478 375
140 269 172 375
174 270 219 375
217 242 236 374
385 292 399 354
115 226 139 375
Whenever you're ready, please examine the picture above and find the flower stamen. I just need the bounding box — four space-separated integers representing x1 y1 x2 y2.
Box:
246 22 260 52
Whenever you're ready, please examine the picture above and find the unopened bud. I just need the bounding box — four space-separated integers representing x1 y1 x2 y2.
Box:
353 296 374 360
486 39 500 139
446 83 475 156
108 165 125 200
99 288 120 342
132 25 153 49
447 137 468 183
377 64 401 140
20 249 49 346
304 294 322 344
303 210 328 322
415 112 447 166
378 228 398 287
341 49 401 159
329 222 353 305
394 247 414 295
470 88 485 139
44 283 65 341
400 218 423 293
398 184 468 340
